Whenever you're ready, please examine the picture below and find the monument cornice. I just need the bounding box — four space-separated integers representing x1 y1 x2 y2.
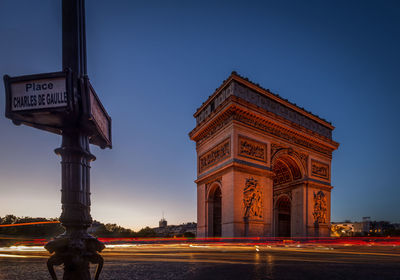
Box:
193 72 334 130
306 180 334 191
191 96 338 150
190 99 338 158
231 110 337 158
273 177 332 190
189 96 233 141
195 158 274 185
231 97 339 148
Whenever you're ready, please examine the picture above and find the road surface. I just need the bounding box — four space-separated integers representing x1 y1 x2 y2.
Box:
0 244 399 279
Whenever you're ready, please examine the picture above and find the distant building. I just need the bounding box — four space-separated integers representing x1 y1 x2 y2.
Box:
159 218 167 228
88 221 102 234
332 217 397 237
362 217 371 232
369 221 394 234
154 222 197 237
331 222 354 237
353 217 371 234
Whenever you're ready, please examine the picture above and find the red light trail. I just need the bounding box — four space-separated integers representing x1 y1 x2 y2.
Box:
0 221 60 227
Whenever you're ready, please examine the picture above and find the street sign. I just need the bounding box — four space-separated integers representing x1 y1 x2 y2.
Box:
4 1 111 279
89 85 111 144
4 71 74 134
10 77 67 111
83 78 112 149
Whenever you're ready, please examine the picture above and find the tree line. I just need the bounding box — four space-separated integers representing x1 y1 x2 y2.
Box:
0 214 156 239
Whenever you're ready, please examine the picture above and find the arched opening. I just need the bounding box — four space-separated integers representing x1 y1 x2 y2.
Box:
273 157 302 185
272 152 304 237
276 196 291 237
207 185 222 237
212 187 222 237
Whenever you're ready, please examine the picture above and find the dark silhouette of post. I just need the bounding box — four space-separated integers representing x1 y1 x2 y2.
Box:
45 1 104 279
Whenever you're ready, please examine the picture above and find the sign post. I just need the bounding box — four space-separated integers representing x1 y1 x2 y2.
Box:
3 1 111 279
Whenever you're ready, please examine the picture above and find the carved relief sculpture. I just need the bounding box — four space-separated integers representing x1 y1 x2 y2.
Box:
295 151 308 171
311 160 329 180
270 143 283 159
313 191 327 224
239 136 267 162
199 138 231 173
243 178 263 218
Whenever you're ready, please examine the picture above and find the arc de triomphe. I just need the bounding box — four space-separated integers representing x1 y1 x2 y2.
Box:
189 72 339 237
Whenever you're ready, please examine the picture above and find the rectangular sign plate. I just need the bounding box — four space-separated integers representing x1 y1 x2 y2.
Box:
89 86 110 143
4 71 73 135
10 77 67 111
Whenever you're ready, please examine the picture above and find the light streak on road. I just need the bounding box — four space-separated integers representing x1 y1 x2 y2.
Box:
0 246 46 252
0 221 60 227
0 242 399 266
0 253 29 258
105 244 139 249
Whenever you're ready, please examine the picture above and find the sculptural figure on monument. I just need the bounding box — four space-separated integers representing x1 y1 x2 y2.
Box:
243 178 263 218
313 191 327 224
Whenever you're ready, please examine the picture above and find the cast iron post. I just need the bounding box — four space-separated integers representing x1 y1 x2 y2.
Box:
45 1 104 279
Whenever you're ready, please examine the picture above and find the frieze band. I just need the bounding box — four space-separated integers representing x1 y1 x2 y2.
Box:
195 109 234 147
233 110 332 157
234 82 332 139
198 138 231 173
239 136 267 162
193 106 333 158
195 80 332 139
311 159 329 180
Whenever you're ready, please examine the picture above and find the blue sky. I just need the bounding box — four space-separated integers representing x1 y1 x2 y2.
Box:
0 0 399 230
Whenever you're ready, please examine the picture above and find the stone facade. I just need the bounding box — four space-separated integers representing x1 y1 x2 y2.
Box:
189 72 339 237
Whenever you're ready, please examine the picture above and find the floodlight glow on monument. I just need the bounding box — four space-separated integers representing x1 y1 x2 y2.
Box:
189 72 339 238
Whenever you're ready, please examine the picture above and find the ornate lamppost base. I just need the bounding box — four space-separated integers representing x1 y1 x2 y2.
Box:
45 229 104 280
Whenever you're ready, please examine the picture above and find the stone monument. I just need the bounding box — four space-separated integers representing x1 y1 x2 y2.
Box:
189 72 339 237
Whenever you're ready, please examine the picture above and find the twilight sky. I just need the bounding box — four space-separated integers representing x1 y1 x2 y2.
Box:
0 0 399 230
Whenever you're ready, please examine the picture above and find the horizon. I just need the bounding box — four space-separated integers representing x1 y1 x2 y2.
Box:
1 0 400 231
1 213 398 232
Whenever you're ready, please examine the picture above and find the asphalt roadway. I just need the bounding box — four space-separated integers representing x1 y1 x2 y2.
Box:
0 244 399 280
